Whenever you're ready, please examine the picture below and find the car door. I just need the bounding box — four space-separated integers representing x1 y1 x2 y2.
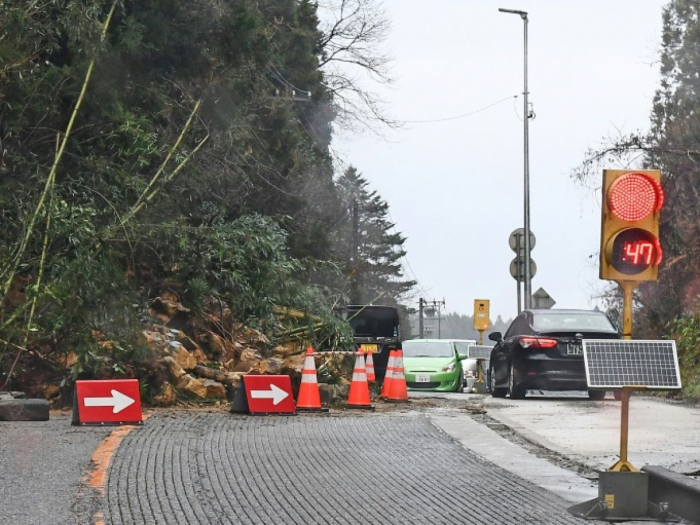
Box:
496 314 529 384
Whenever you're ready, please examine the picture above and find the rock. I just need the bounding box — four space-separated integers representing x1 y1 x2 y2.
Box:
182 376 207 399
43 385 61 401
153 383 176 405
250 356 284 375
162 356 187 381
0 399 50 421
151 296 190 318
57 352 78 368
176 332 198 351
319 384 349 406
159 290 180 303
147 309 171 325
273 345 294 358
201 379 226 398
168 343 197 371
142 330 165 351
234 348 264 373
192 347 209 365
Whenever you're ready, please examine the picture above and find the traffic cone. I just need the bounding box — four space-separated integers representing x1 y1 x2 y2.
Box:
387 349 409 402
380 350 396 398
365 352 376 382
347 352 373 409
297 348 323 411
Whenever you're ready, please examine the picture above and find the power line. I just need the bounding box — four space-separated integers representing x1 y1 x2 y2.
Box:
395 94 519 124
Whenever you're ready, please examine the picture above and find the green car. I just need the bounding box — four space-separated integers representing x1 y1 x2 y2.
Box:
402 339 468 392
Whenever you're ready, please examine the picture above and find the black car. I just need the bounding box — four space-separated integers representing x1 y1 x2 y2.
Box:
487 309 621 400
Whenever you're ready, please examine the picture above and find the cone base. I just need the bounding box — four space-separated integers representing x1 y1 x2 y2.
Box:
346 404 375 410
384 398 409 403
297 407 329 412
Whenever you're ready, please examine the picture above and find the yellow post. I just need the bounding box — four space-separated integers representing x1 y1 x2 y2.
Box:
620 281 636 340
478 329 484 346
609 387 640 472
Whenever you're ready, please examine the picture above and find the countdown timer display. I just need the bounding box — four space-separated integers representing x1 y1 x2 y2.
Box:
608 228 663 275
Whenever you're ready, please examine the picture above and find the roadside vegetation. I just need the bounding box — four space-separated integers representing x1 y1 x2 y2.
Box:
576 0 700 399
0 0 415 400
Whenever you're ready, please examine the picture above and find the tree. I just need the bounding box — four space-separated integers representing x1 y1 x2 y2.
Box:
333 166 415 305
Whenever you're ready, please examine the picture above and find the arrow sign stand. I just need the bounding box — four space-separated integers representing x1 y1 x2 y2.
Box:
72 379 143 426
242 375 296 415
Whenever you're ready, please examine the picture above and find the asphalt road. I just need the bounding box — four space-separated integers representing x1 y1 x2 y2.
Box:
104 410 591 524
0 413 111 525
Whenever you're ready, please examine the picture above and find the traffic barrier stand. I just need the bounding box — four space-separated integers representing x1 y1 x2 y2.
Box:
347 352 374 410
297 348 328 412
387 350 409 402
380 350 396 398
365 351 376 382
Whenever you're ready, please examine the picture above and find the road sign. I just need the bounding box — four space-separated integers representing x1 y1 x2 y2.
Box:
243 375 296 414
72 379 143 425
473 299 490 331
510 258 537 280
531 287 555 309
583 340 681 390
509 228 536 253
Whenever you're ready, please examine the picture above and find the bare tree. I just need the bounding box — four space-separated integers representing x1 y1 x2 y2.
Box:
317 0 394 130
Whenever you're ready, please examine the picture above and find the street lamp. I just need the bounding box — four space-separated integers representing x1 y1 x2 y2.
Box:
499 7 533 309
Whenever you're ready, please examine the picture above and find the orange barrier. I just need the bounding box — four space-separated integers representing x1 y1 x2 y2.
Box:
387 349 408 402
365 352 376 382
380 350 396 398
296 348 323 411
347 352 373 409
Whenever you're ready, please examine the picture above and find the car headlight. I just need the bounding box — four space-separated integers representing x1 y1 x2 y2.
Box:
442 363 456 372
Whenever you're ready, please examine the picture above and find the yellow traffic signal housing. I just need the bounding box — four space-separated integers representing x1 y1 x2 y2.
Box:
600 169 663 282
473 299 490 331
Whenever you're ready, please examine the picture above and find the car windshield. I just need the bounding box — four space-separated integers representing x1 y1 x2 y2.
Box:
531 312 617 333
453 341 475 356
402 341 454 358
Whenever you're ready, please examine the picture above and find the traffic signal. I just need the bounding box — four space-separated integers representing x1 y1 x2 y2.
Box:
600 169 664 282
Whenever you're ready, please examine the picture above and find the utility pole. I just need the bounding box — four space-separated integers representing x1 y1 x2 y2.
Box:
500 7 533 308
418 298 425 338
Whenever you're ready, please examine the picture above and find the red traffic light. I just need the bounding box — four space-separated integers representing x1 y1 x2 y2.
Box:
608 172 664 222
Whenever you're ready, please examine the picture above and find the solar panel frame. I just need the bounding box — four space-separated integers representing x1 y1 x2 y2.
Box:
467 345 492 360
582 339 682 390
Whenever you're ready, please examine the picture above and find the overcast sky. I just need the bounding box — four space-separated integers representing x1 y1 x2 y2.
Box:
332 0 667 321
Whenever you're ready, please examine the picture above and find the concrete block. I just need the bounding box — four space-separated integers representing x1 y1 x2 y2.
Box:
643 465 700 524
0 399 50 421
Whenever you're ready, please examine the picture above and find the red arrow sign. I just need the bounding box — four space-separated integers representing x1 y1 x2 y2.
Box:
73 379 143 425
243 375 295 414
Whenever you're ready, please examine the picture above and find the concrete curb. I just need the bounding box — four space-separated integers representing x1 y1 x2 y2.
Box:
642 465 700 524
0 399 50 421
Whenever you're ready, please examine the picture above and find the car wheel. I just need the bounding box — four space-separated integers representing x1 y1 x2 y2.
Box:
588 390 606 401
489 364 507 398
508 363 526 399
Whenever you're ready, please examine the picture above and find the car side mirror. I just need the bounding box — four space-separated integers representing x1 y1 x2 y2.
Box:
488 332 502 342
458 354 468 361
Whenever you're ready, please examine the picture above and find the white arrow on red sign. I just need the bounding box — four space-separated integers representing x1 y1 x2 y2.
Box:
250 384 289 406
84 389 135 414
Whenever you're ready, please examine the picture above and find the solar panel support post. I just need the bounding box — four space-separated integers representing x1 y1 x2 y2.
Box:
609 387 642 473
620 281 637 340
477 329 484 346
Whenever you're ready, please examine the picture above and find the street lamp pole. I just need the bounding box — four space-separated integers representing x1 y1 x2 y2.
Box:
499 8 532 309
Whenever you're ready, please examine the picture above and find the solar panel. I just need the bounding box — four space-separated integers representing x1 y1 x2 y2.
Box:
468 345 492 360
582 340 682 390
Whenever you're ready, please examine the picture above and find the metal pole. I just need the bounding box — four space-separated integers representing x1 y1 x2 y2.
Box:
522 13 532 309
419 298 424 338
516 232 522 313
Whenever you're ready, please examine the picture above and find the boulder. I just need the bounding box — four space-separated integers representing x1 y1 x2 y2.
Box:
319 384 350 406
234 348 264 373
168 343 197 371
142 330 166 351
192 347 209 365
181 376 207 399
151 296 190 318
153 383 176 406
162 356 188 382
0 399 50 421
43 384 61 401
201 379 226 398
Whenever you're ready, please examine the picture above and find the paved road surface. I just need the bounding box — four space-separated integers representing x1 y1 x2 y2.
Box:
105 410 592 524
0 414 111 525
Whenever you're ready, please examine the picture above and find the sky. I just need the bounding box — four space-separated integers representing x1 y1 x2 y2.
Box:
331 0 668 321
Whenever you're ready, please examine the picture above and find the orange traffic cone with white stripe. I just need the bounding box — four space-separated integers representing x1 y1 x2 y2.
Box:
387 349 409 402
380 350 396 398
297 348 323 411
347 352 373 409
365 352 376 382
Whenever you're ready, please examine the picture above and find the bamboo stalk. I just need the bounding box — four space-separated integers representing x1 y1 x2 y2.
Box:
1 1 118 302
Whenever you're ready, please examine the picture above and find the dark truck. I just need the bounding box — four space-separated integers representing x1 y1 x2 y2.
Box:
335 305 402 381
